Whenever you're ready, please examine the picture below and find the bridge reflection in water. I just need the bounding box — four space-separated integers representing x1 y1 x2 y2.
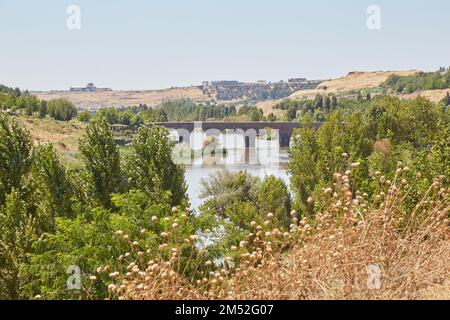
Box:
148 121 322 148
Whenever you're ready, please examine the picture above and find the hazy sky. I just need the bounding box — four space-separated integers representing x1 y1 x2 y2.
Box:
0 0 449 91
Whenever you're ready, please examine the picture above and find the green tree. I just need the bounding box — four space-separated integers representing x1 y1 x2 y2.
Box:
423 123 450 183
0 94 15 111
38 101 48 118
316 111 348 182
79 117 123 208
0 191 37 299
21 191 185 300
125 126 187 206
0 115 33 204
224 201 261 230
256 176 291 227
323 95 331 113
267 113 277 122
31 145 74 232
48 98 77 121
157 108 168 122
77 111 91 122
200 170 260 217
118 110 132 125
288 116 319 214
249 108 262 121
23 95 40 116
286 106 297 121
314 94 323 109
96 107 119 124
331 95 338 110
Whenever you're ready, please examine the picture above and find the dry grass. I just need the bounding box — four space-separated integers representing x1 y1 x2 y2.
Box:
290 70 419 99
255 100 287 117
34 87 211 110
15 116 85 163
401 88 450 103
315 70 418 92
107 164 450 300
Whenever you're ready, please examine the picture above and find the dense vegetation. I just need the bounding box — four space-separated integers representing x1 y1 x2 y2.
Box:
161 101 236 122
93 104 167 126
274 94 339 121
0 114 192 299
89 101 273 127
289 96 449 215
383 67 450 93
0 81 449 299
0 84 77 121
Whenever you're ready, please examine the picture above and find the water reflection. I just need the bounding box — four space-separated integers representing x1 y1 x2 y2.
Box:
168 130 291 210
185 150 290 211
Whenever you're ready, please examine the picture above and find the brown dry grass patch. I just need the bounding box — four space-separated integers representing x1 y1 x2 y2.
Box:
107 165 450 300
16 116 85 162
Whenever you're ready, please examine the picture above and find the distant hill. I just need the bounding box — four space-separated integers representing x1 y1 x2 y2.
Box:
33 78 323 111
33 70 447 117
33 87 211 111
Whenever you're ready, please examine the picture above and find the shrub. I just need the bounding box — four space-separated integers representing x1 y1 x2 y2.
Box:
48 98 77 121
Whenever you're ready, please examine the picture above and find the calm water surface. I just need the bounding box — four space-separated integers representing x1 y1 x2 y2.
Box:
186 143 289 209
179 131 291 210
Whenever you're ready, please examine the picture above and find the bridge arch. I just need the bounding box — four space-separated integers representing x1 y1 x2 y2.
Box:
148 121 322 148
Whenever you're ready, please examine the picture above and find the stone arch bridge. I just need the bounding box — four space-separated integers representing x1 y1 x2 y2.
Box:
147 122 322 147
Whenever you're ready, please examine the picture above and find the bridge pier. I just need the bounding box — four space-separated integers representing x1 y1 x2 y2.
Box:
280 134 291 148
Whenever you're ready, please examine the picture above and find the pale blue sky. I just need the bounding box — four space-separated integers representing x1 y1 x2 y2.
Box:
0 0 449 90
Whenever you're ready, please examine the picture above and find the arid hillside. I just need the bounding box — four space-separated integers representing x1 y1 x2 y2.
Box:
401 88 450 103
15 116 85 164
257 70 420 115
312 70 418 93
34 87 212 111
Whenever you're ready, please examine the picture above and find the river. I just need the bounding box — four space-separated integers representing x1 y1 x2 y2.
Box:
170 130 291 210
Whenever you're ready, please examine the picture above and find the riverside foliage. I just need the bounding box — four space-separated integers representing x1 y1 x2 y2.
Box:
0 93 449 300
